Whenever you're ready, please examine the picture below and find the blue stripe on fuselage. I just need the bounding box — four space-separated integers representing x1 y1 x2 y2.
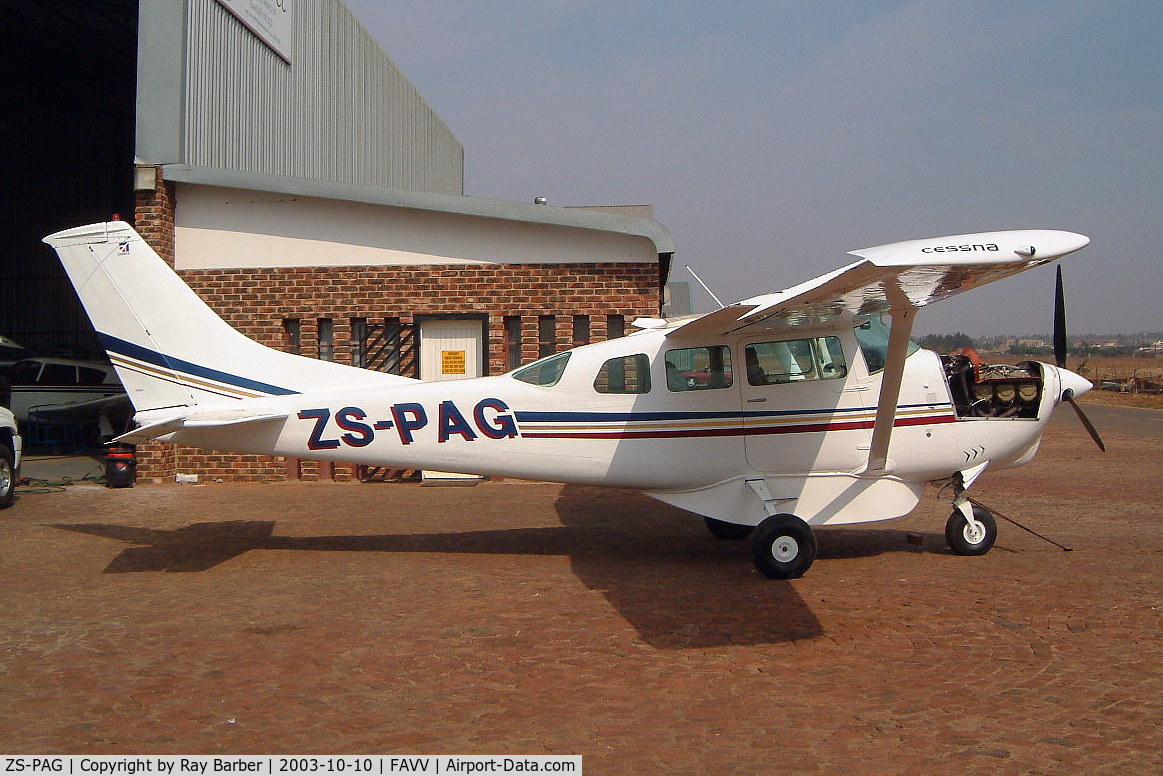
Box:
99 333 298 396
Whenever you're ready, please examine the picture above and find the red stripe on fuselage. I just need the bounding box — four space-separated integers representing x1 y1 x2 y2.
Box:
520 413 957 440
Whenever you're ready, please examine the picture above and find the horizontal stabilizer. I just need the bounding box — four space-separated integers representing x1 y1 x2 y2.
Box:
114 408 289 444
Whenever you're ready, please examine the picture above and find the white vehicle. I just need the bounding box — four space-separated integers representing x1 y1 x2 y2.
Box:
0 403 21 508
45 221 1099 577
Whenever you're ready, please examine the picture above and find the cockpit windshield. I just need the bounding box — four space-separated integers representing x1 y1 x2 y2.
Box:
853 315 919 374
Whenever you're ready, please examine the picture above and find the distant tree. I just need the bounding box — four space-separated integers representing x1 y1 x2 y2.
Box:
916 332 975 353
1007 343 1053 357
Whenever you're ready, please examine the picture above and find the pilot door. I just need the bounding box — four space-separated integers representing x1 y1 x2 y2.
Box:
740 333 871 473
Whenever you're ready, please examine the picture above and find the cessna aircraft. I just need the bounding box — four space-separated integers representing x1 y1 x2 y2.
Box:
44 221 1099 578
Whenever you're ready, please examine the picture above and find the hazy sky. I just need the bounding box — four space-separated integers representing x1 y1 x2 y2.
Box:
344 1 1162 336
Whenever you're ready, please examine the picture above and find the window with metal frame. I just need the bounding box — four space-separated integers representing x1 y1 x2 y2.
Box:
538 315 557 358
317 318 334 362
504 316 523 370
745 336 847 385
512 351 571 387
594 354 651 394
283 318 301 355
665 345 733 391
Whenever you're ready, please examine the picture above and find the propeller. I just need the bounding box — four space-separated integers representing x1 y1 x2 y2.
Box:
1053 265 1106 452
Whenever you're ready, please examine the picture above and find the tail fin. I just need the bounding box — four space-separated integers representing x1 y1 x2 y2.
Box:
44 222 412 415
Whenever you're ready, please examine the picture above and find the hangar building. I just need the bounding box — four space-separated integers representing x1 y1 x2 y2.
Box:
0 0 675 481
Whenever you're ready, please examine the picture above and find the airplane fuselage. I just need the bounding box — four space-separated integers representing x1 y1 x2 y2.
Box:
156 323 1058 527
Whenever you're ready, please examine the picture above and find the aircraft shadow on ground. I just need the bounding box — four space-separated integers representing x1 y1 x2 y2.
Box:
50 485 948 648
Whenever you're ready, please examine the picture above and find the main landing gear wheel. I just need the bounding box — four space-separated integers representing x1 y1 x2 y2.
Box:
751 514 816 579
704 516 754 541
945 505 997 556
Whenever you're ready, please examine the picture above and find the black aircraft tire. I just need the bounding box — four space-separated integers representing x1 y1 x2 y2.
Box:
0 446 14 509
945 506 997 556
751 514 816 579
704 516 754 541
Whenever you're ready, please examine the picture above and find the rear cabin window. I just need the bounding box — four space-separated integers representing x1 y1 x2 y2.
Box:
594 354 651 394
511 352 571 387
665 345 733 391
745 337 847 385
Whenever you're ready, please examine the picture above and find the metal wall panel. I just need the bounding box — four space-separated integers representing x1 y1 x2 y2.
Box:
181 0 463 194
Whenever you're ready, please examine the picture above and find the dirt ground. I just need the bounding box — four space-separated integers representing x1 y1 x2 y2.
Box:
2 405 1160 774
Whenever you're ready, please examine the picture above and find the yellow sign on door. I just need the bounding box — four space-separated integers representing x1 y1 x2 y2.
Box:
441 350 467 375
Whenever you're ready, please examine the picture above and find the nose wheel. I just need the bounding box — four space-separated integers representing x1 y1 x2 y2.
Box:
751 514 816 579
945 505 997 555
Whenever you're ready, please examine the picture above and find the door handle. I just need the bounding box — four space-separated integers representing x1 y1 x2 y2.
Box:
746 397 767 403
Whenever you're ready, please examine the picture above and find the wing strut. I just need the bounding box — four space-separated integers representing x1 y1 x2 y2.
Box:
864 283 916 474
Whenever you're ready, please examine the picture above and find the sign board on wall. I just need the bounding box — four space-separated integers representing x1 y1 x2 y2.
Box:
216 0 294 63
441 350 467 376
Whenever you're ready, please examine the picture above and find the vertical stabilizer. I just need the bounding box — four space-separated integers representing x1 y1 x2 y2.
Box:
44 222 411 414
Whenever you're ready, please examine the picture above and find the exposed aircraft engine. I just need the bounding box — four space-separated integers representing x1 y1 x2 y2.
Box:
942 349 1043 418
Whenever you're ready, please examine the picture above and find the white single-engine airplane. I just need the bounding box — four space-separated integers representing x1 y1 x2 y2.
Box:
45 222 1100 578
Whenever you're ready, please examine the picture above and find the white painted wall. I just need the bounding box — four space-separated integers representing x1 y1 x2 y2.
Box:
174 185 658 269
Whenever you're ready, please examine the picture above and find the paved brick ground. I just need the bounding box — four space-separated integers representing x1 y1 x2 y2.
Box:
2 406 1160 774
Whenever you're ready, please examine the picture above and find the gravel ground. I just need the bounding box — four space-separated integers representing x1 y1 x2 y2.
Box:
1 405 1159 774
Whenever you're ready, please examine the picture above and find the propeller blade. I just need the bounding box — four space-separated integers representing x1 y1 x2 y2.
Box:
1065 395 1106 452
1053 265 1067 369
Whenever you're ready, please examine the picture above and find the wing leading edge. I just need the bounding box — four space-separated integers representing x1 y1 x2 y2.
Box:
668 230 1088 339
665 229 1090 474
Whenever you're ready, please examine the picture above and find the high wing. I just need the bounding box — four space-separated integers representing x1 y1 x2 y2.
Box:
665 229 1091 473
668 230 1088 338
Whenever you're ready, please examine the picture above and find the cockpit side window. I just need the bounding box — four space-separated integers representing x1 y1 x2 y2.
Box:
511 352 571 387
594 354 651 394
745 336 847 385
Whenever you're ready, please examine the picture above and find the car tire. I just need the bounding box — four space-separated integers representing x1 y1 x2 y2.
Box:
0 445 15 509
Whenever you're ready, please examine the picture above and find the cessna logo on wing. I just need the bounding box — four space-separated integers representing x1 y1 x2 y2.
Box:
921 243 1000 253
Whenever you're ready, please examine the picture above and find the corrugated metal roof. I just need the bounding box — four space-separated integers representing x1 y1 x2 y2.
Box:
140 0 463 195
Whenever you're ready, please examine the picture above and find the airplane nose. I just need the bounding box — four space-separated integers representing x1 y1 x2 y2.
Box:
1057 367 1093 401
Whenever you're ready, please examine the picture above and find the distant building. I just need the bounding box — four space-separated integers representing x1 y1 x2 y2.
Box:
663 282 693 317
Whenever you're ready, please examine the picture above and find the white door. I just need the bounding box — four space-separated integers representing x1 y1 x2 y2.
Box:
419 319 484 382
419 319 485 481
740 333 871 475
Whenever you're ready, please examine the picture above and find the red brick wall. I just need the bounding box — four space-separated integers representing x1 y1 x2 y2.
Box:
133 167 180 479
134 171 661 482
134 166 175 267
181 263 658 357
